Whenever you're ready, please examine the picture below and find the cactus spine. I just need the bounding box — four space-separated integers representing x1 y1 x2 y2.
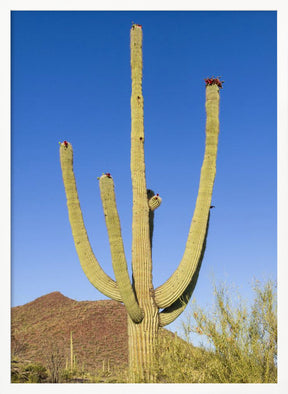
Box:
59 24 221 382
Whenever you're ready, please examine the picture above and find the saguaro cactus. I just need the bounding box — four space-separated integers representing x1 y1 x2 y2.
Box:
59 24 222 382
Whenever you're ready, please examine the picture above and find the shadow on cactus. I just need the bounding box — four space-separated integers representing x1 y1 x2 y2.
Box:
60 24 222 383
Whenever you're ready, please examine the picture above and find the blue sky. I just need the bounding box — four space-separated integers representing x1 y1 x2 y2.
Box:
11 10 277 333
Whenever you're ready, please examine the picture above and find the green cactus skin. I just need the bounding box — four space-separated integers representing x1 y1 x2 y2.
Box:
59 143 121 302
148 194 162 211
128 24 159 382
99 174 144 323
59 24 221 382
154 83 220 309
158 214 210 327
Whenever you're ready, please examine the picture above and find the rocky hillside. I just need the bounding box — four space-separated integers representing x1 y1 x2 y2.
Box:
11 292 129 374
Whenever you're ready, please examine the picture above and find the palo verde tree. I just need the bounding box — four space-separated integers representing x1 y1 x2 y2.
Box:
59 24 223 382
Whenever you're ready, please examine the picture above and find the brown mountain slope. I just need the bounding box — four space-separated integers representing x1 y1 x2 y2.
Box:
11 292 130 374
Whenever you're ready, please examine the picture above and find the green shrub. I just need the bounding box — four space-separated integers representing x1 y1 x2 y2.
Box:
181 279 277 383
11 360 48 383
154 332 212 383
150 279 277 383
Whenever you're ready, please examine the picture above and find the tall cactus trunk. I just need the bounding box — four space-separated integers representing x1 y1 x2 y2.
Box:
127 309 159 382
59 24 222 382
127 23 159 383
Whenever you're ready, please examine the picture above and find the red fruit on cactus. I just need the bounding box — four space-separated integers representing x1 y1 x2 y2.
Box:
105 173 111 178
63 140 68 147
205 77 224 88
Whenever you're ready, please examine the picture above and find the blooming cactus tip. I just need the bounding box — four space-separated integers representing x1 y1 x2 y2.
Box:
132 23 142 29
204 77 224 88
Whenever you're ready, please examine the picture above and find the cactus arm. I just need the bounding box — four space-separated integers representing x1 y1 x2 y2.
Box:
147 190 155 249
158 214 210 327
59 143 121 302
130 25 154 306
147 190 162 249
99 174 144 323
154 84 220 309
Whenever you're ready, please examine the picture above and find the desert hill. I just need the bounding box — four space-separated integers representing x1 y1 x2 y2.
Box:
11 292 130 374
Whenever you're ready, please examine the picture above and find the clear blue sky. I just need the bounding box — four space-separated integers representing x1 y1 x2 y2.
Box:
11 11 277 332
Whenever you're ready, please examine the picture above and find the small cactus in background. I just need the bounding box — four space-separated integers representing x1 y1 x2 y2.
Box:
70 331 74 371
60 24 222 382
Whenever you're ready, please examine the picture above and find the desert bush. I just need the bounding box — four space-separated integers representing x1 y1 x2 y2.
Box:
60 367 91 383
180 279 277 383
150 279 276 383
154 332 212 383
11 359 48 383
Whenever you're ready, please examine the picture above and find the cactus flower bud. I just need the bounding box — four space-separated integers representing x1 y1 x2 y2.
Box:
205 77 224 88
148 194 162 211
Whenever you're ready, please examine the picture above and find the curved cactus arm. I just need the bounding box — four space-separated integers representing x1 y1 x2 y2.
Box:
59 142 121 302
158 214 210 327
154 84 220 309
99 174 144 323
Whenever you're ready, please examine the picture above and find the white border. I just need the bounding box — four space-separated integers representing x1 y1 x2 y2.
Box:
2 2 287 393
